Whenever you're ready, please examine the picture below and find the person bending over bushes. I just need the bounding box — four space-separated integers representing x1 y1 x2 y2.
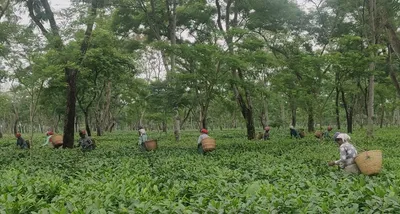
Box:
197 129 209 154
15 133 29 149
328 133 360 174
138 126 148 151
77 130 95 151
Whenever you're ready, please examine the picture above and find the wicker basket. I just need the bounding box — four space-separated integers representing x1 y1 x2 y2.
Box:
299 130 306 138
355 150 382 175
314 131 322 139
202 138 216 152
51 135 63 146
145 140 157 151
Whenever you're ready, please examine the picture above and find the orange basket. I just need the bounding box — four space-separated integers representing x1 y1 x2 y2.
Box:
201 138 216 152
314 131 322 138
145 140 157 151
51 135 63 146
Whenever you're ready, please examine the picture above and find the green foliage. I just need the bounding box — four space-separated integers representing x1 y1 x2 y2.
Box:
0 129 399 212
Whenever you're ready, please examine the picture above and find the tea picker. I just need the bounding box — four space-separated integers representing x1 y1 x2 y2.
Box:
263 126 270 140
328 133 360 174
197 128 216 155
15 133 29 149
314 126 333 141
77 130 95 151
290 125 304 139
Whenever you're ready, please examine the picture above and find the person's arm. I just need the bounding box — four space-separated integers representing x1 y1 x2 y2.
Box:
138 136 142 145
334 147 347 165
197 135 202 144
42 136 50 146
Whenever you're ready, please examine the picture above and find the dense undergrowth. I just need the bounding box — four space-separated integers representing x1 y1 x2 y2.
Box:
0 128 399 213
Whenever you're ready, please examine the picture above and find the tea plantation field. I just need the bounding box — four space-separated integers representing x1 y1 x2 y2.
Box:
0 128 399 213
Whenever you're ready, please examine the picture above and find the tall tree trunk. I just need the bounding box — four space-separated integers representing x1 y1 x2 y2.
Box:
366 0 377 138
291 106 297 128
84 112 91 136
174 109 180 142
335 85 341 129
367 70 375 137
307 105 315 132
387 46 400 97
380 104 385 128
341 90 353 133
162 120 167 132
54 114 61 133
13 119 18 135
280 98 286 127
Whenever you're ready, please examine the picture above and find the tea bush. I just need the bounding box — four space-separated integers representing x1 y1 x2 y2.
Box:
0 128 399 213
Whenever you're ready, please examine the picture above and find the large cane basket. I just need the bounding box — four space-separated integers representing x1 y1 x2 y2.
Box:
51 135 63 147
201 138 216 152
355 150 382 175
145 140 157 151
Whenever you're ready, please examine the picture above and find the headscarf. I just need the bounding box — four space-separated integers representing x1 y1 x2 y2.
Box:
139 128 146 135
200 129 208 134
336 133 351 143
289 125 294 129
264 126 270 131
79 130 87 136
333 132 340 142
47 131 54 136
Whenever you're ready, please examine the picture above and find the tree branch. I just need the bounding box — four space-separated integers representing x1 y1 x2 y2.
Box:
0 0 10 20
27 0 49 37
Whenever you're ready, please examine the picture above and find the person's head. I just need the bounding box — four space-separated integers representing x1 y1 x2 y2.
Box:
334 133 350 146
46 131 54 136
15 133 21 138
264 126 270 131
200 128 208 134
79 130 87 138
327 126 333 131
289 125 294 129
332 132 340 142
139 128 146 135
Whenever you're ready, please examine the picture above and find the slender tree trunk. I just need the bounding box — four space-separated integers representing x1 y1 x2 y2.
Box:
341 90 353 133
291 107 297 128
387 46 400 97
174 109 180 142
307 106 315 132
281 98 286 126
84 112 91 136
162 120 167 132
335 85 341 129
380 104 385 128
54 114 61 133
366 0 377 138
367 71 375 137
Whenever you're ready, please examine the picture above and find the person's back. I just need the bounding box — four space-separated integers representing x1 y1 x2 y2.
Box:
78 130 95 151
197 129 209 154
289 125 299 138
263 126 270 140
197 133 209 145
15 133 28 149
